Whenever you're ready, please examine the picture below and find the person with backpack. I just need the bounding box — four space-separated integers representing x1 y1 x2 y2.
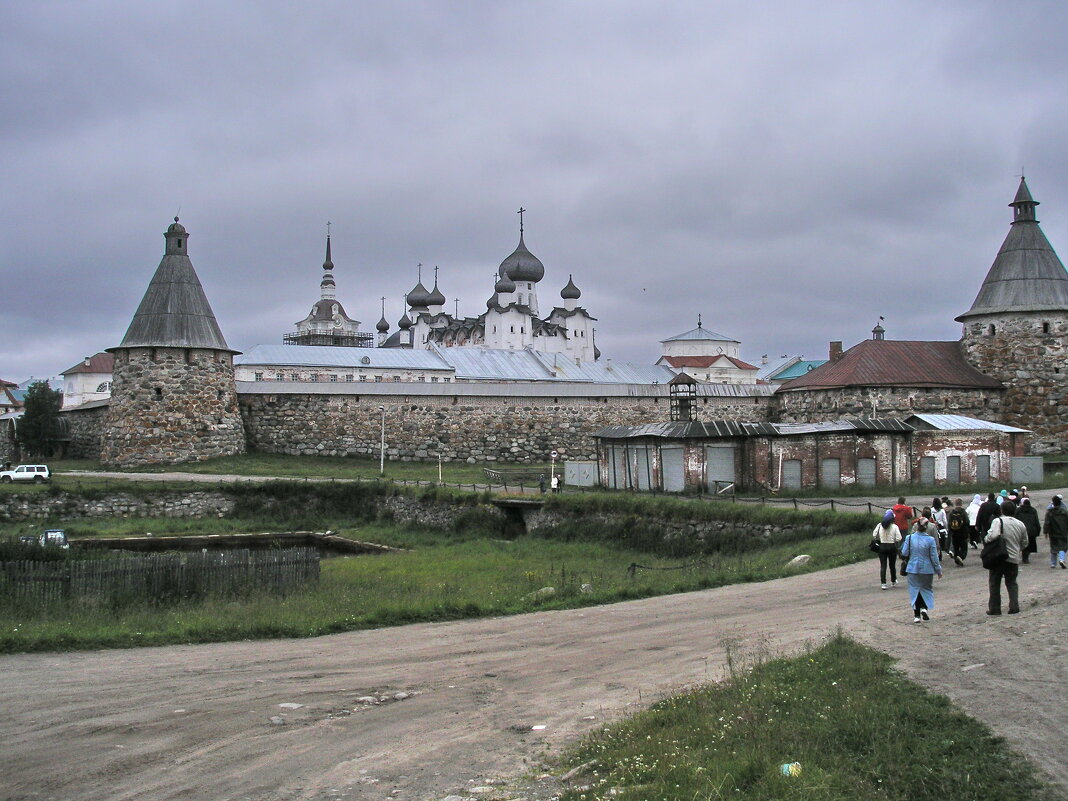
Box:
1044 494 1068 569
947 498 970 566
900 518 943 622
872 509 902 589
966 493 983 549
931 498 949 555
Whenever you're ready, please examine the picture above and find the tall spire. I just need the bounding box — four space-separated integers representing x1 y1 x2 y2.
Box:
319 228 336 300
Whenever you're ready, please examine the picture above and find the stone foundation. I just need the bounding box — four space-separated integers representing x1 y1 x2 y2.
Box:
101 347 246 467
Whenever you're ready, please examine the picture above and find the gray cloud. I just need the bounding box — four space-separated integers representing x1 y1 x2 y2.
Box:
2 2 1067 380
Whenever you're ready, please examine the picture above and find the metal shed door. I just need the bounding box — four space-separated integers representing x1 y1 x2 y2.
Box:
661 446 685 493
976 455 991 485
857 457 876 487
632 445 653 491
782 459 802 490
705 446 736 490
920 456 936 485
945 456 961 485
820 458 841 488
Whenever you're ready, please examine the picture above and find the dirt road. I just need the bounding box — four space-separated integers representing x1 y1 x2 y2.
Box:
4 549 1067 801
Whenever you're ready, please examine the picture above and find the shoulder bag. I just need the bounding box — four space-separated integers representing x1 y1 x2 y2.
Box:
980 520 1009 569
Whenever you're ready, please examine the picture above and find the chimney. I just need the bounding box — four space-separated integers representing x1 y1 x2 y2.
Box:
761 354 768 365
829 341 843 362
84 356 91 367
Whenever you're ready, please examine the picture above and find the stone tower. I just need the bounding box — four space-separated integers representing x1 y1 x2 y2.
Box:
957 178 1068 453
101 218 246 466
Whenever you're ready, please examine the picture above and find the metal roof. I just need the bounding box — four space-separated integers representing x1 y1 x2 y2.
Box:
62 353 115 375
595 417 914 440
957 178 1068 320
661 325 739 343
906 414 1030 433
236 344 452 371
530 352 679 384
769 360 826 380
776 340 1003 391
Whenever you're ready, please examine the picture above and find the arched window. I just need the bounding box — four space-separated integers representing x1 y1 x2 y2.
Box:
988 324 996 336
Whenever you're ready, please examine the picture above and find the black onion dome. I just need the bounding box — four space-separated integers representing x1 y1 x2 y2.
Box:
494 273 516 293
406 281 430 307
498 233 544 283
376 315 389 333
398 311 413 329
560 274 581 300
426 280 446 307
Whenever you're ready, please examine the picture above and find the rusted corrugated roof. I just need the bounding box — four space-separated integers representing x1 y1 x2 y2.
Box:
776 340 1003 392
62 353 115 375
595 417 917 440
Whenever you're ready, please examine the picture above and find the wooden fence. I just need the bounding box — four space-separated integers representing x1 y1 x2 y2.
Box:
0 548 319 604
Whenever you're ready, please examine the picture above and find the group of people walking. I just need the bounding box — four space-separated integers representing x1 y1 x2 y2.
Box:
871 490 1068 622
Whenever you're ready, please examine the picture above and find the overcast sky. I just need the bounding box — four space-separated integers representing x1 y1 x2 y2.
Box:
3 2 1067 382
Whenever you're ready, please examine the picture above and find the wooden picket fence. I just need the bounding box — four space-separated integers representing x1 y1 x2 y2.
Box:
0 548 319 604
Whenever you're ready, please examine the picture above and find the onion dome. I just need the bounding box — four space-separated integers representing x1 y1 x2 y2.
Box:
486 295 498 309
406 281 430 308
398 311 413 330
498 233 545 283
322 235 334 271
560 274 581 300
494 273 516 294
426 279 446 307
376 315 390 333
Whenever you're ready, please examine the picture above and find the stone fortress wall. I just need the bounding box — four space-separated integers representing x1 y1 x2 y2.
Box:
100 347 246 467
960 313 1067 454
238 384 772 463
773 386 1001 426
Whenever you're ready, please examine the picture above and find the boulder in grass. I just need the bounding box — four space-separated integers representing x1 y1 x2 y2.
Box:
523 586 557 602
787 554 811 567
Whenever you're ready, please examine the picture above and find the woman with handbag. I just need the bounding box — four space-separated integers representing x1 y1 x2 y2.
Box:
872 509 902 589
900 519 943 622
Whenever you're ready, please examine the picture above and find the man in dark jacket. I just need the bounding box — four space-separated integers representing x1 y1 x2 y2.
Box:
976 492 1000 541
1014 498 1041 564
1044 494 1068 569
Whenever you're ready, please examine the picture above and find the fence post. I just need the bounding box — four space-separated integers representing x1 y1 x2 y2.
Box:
830 499 836 511
793 498 798 510
868 502 872 514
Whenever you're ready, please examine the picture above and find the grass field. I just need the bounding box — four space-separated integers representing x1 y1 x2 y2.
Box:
557 634 1058 801
0 523 871 653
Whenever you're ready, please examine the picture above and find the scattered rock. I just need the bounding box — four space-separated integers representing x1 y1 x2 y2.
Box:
523 586 557 602
441 796 468 801
269 716 285 725
579 583 593 594
469 787 494 795
393 691 410 700
561 761 595 782
278 702 303 710
355 696 379 705
787 554 811 567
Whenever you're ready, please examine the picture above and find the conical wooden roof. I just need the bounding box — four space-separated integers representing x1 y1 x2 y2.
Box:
113 219 236 353
957 178 1068 320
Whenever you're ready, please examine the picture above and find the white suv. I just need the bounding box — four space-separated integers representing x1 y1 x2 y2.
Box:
0 464 51 484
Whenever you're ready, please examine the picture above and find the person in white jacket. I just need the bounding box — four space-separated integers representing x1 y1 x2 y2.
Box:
966 493 983 549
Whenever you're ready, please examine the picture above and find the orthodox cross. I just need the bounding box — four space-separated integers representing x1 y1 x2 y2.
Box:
454 299 460 317
326 221 331 237
381 296 386 316
434 265 439 284
417 262 422 282
517 207 525 235
698 313 703 328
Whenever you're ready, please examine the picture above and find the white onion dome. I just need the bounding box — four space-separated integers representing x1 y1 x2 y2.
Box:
425 280 446 307
560 274 581 300
498 233 545 283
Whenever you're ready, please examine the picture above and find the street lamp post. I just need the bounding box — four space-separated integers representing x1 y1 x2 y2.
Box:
379 406 386 476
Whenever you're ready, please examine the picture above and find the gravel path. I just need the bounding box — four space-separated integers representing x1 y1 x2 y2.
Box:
3 548 1067 800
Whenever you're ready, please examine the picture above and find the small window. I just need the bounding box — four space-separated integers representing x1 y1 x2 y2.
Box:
310 373 320 382
177 240 182 249
374 375 383 382
291 373 299 382
431 376 439 383
443 377 451 383
154 387 162 397
417 375 426 382
1042 321 1050 334
345 374 354 382
392 375 401 382
988 324 996 336
329 374 338 382
359 374 367 382
254 372 263 381
276 374 284 381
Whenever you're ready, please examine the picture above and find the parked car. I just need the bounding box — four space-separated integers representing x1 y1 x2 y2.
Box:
18 529 69 549
0 464 51 484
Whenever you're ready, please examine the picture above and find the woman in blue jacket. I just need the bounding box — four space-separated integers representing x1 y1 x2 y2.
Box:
900 519 943 622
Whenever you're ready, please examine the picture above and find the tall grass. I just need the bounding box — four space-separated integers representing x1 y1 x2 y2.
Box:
559 634 1058 801
0 525 871 653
